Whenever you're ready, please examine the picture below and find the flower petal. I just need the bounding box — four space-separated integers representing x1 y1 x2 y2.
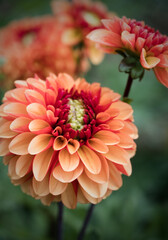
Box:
59 148 79 172
25 89 45 105
29 119 52 134
33 147 54 181
67 139 80 154
10 117 31 133
32 174 49 197
114 159 132 176
107 119 124 131
157 54 168 68
15 154 33 177
87 137 109 153
112 101 133 120
4 103 28 118
9 132 35 155
0 138 11 156
26 103 47 120
28 134 53 155
140 48 160 69
108 161 123 190
49 173 67 195
102 17 121 34
104 145 129 165
117 133 134 148
121 30 135 50
53 136 67 151
61 183 77 209
77 145 101 174
154 67 168 87
0 120 17 138
120 121 138 139
93 130 120 145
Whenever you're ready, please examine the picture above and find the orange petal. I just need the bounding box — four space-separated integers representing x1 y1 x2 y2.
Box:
32 174 49 197
57 73 74 91
0 120 17 138
121 30 135 50
154 67 168 88
117 132 134 148
25 89 45 105
77 145 101 174
29 119 52 134
33 147 54 181
14 80 28 88
28 134 53 155
49 173 67 195
108 161 123 190
59 148 79 172
114 159 132 176
78 172 108 198
87 138 109 153
41 194 58 206
112 101 133 120
120 121 138 139
4 103 28 118
108 119 124 131
61 183 77 209
81 188 103 204
157 54 168 68
87 29 122 48
27 78 46 95
93 130 120 145
0 138 11 156
85 154 109 184
15 154 33 177
5 88 27 103
104 145 129 165
135 37 145 52
9 132 35 155
140 48 160 69
77 187 89 204
8 156 20 180
67 139 80 154
53 163 83 183
102 17 121 34
26 103 47 120
10 117 31 133
53 136 67 151
96 112 111 123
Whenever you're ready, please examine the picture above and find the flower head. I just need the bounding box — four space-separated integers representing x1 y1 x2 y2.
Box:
0 73 138 209
87 16 168 87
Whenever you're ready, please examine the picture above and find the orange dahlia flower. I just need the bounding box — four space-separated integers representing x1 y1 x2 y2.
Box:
0 73 138 209
0 16 78 90
87 16 168 87
52 0 114 71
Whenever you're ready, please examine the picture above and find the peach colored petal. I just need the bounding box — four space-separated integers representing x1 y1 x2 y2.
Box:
9 132 35 155
112 101 133 120
0 121 17 138
154 67 168 87
107 119 124 131
0 103 10 118
53 136 67 151
49 173 67 195
10 117 31 133
8 156 20 180
157 54 168 68
135 37 145 52
53 163 83 183
102 17 121 34
29 119 52 134
140 48 160 69
26 103 47 120
96 112 111 123
41 194 58 206
108 161 123 190
87 137 109 153
25 89 45 105
0 138 11 156
77 187 89 204
28 134 53 155
121 30 135 50
78 172 108 198
114 159 132 176
4 103 28 118
120 121 138 139
4 88 27 103
87 29 122 48
77 145 101 174
85 154 109 184
67 139 80 154
117 132 134 148
45 89 57 106
81 187 103 204
15 154 33 177
59 148 79 172
93 130 120 145
104 145 129 165
32 174 49 197
61 183 77 209
14 80 28 88
27 78 46 95
56 73 74 91
20 178 35 196
33 147 54 181
3 154 14 165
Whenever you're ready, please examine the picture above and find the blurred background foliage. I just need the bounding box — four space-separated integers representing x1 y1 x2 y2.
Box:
0 0 168 239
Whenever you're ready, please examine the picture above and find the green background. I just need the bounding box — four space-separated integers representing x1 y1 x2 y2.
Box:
0 0 168 239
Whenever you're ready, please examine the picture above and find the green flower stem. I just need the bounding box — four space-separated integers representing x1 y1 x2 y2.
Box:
77 204 95 240
57 202 64 240
123 74 134 99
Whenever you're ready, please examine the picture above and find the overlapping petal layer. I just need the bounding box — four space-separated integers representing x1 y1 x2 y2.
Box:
0 73 138 208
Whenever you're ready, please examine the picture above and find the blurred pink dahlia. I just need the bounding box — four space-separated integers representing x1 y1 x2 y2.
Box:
0 73 138 209
88 16 168 87
52 0 114 73
0 16 79 90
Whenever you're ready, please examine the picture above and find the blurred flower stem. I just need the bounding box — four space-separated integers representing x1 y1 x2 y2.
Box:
77 204 95 240
123 74 134 99
57 202 64 240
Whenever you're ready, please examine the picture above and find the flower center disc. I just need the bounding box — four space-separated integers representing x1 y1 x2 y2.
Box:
68 98 85 131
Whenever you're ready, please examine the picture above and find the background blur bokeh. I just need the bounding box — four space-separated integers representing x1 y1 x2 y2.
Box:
0 0 168 239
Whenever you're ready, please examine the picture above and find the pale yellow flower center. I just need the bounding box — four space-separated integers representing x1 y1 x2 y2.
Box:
82 11 101 27
68 98 85 131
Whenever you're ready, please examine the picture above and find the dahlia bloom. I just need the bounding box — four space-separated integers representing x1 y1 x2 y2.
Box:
52 0 114 71
0 73 138 209
0 16 78 90
87 16 168 87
